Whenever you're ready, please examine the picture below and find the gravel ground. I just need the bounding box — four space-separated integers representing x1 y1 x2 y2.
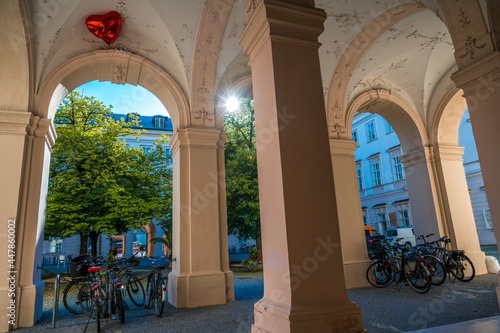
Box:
14 271 500 333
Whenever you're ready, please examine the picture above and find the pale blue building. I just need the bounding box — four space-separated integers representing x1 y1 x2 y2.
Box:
353 110 494 245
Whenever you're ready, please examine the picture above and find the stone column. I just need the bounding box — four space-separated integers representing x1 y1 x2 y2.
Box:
15 116 56 328
0 111 31 332
216 132 235 302
168 127 232 308
433 145 486 274
399 148 446 238
451 52 500 255
240 1 365 332
329 139 370 288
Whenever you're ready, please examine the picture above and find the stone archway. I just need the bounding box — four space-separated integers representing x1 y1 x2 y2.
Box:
437 1 500 266
346 90 443 237
34 50 190 128
326 3 427 139
11 44 235 329
429 87 487 273
0 2 35 330
143 223 156 257
345 90 429 154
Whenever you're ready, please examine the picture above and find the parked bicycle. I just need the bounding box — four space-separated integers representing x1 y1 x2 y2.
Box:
417 234 475 282
145 256 168 316
414 235 446 286
366 238 433 293
62 255 103 315
79 265 107 332
115 254 146 307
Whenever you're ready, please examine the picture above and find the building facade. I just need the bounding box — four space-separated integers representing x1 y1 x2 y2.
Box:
354 110 494 245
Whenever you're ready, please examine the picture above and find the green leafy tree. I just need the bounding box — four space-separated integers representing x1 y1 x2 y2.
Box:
224 98 261 252
45 91 172 256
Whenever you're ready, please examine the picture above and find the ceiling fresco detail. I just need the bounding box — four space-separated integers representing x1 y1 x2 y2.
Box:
25 0 491 133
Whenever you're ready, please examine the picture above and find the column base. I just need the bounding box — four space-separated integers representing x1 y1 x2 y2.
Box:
465 250 488 276
252 298 366 333
344 260 371 288
168 271 228 308
496 271 500 312
224 270 235 303
18 280 45 328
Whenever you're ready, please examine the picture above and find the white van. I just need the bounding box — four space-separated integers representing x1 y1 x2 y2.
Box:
385 227 416 247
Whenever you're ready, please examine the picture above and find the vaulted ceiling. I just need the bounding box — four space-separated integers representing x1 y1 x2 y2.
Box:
26 0 489 124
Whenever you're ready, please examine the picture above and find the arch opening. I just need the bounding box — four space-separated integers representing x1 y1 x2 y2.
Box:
35 50 189 131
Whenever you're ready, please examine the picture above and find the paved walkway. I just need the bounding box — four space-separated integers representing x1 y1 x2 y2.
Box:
14 272 500 332
408 315 500 333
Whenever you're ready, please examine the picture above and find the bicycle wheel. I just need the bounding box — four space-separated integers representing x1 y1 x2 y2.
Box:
366 261 393 288
63 280 86 314
154 276 165 317
115 289 125 324
145 274 154 308
449 254 475 282
403 260 431 294
424 256 446 286
126 275 145 307
79 283 107 319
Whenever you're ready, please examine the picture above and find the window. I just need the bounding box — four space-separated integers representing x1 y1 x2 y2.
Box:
357 168 364 190
386 229 397 237
392 156 404 181
49 238 63 253
397 210 411 227
142 146 152 156
155 117 165 128
362 208 369 225
366 121 377 142
352 130 359 146
376 212 388 234
484 209 493 229
386 121 393 133
371 162 382 186
377 213 387 223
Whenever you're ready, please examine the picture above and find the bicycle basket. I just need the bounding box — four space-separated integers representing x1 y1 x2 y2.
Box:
69 254 92 278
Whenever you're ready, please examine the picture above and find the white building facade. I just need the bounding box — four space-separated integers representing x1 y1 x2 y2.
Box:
353 110 494 245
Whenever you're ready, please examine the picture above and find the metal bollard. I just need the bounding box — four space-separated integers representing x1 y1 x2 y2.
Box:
52 274 61 328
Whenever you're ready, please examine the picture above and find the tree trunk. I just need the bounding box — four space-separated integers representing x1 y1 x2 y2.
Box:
79 233 88 255
255 219 262 255
89 231 100 257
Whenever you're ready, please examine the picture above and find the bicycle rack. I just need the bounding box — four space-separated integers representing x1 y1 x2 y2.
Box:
52 274 61 328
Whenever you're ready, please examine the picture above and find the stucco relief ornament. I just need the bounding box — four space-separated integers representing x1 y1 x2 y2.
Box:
456 8 486 60
193 109 213 125
86 11 122 45
330 123 346 138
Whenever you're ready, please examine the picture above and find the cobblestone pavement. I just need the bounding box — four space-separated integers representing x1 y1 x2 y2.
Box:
14 272 500 333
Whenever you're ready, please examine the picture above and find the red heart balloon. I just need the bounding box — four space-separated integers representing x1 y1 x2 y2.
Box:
86 11 122 46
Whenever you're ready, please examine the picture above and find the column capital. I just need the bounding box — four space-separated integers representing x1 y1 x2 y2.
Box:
218 131 228 148
240 0 326 58
432 145 465 162
27 116 56 148
399 147 433 168
0 110 31 136
329 138 357 157
170 127 223 154
451 51 500 95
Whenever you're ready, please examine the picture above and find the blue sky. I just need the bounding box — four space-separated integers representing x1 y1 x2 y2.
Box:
75 81 169 117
